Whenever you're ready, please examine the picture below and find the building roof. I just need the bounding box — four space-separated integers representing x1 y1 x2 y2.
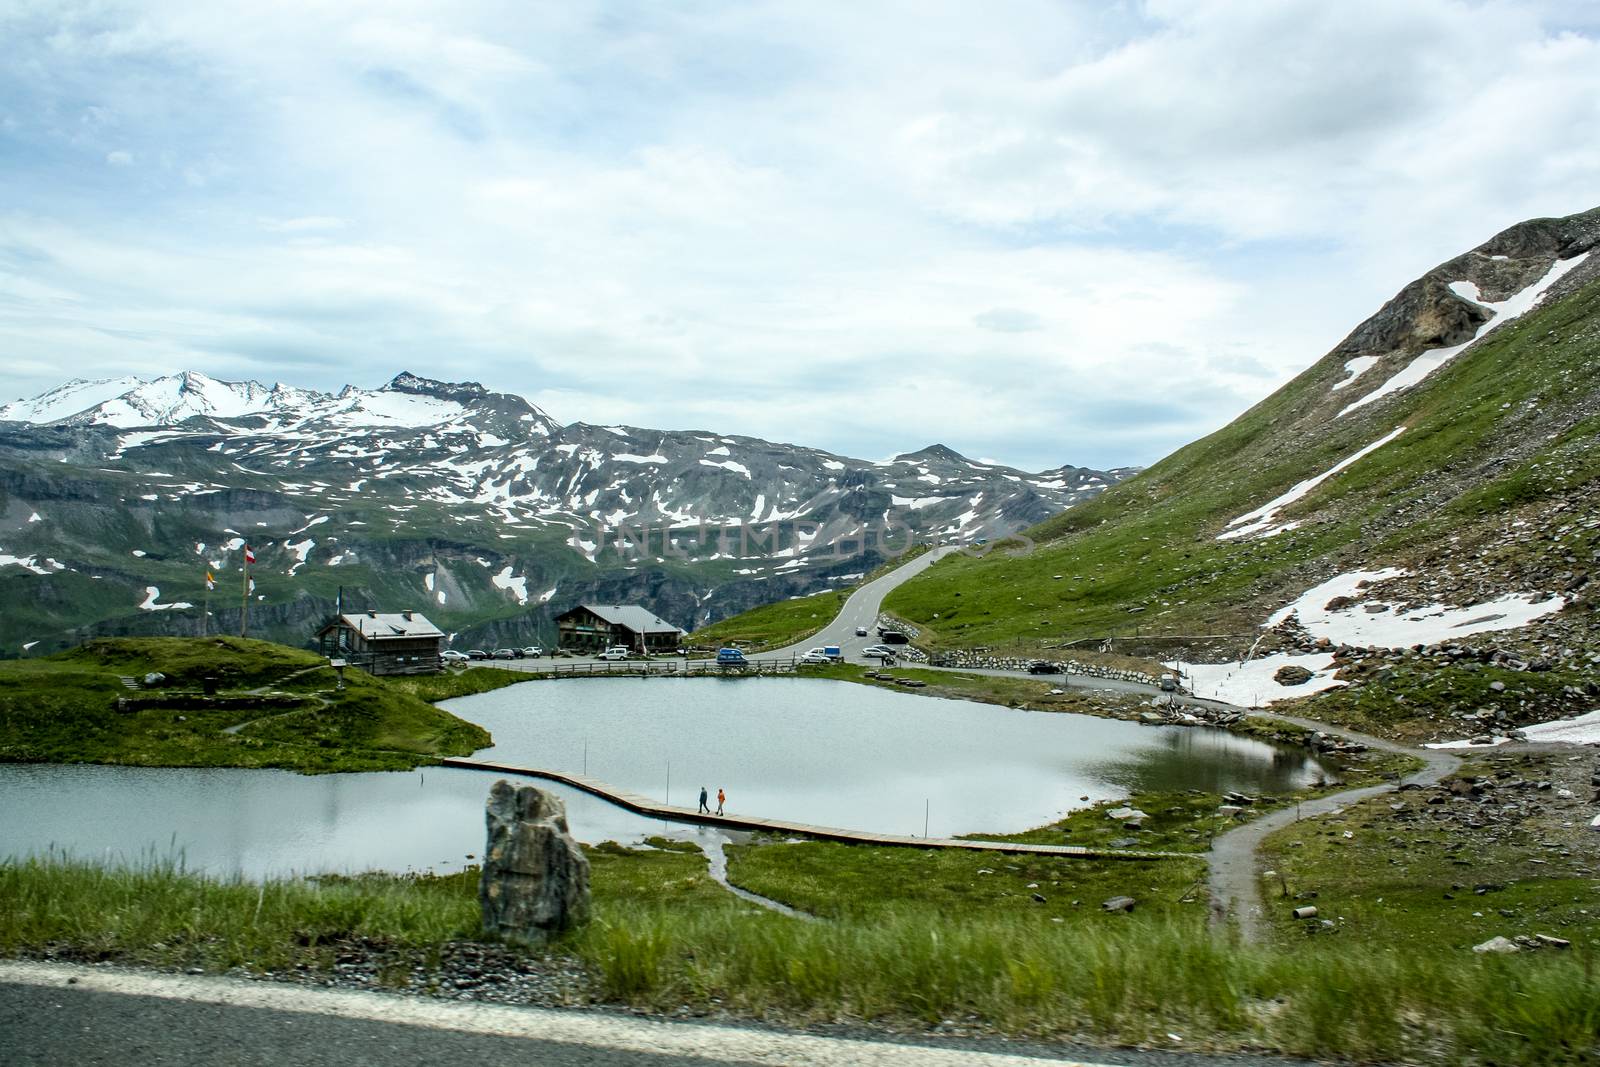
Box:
336 611 444 641
559 603 685 636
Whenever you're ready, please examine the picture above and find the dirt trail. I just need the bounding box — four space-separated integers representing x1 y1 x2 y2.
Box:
1203 706 1460 942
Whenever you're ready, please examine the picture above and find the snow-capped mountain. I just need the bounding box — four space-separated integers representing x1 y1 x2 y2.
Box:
0 371 1132 653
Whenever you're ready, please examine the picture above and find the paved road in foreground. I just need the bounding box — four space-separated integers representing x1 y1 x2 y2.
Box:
0 961 1325 1067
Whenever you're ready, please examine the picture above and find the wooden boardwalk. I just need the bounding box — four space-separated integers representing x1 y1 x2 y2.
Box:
440 758 1186 861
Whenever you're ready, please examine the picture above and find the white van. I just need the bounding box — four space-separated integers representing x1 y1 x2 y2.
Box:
598 646 632 661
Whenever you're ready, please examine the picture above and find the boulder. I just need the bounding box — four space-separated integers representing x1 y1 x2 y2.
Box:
1274 665 1315 686
480 780 591 944
1472 936 1520 954
1101 896 1136 913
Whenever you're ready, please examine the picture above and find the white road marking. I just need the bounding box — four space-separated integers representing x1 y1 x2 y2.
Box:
0 960 1129 1066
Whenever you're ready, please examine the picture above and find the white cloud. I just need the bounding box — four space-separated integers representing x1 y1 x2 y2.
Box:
1 1 1597 469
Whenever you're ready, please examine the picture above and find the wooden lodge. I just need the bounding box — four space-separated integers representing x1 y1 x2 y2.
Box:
317 610 444 675
555 604 686 654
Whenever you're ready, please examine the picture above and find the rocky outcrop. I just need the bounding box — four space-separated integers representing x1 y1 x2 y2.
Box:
479 781 590 944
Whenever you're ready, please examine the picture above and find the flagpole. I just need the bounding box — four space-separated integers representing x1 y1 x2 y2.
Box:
203 586 209 636
240 550 250 638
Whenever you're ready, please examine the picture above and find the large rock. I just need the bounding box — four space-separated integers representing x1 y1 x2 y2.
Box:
1274 665 1315 686
480 780 591 944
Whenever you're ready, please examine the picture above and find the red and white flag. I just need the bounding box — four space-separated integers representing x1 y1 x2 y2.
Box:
243 545 256 564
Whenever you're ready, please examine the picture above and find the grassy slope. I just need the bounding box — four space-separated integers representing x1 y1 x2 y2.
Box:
884 275 1600 649
687 588 848 651
688 544 931 651
0 637 491 772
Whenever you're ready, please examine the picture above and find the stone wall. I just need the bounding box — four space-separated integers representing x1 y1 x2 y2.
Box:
926 647 1161 686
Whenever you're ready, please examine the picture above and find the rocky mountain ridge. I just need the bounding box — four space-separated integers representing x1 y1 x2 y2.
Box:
0 371 1132 654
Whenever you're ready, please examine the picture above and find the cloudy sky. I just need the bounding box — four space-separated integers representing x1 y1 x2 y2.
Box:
3 1 1598 470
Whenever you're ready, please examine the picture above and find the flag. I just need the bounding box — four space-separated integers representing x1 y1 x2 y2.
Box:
205 570 215 591
243 545 256 564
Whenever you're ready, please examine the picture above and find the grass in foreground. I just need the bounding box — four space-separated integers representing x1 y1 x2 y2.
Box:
725 836 1208 918
4 851 1597 1065
1259 751 1600 953
0 637 491 773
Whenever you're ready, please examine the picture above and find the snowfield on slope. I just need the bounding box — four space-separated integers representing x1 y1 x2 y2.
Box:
1426 710 1600 749
1171 567 1567 708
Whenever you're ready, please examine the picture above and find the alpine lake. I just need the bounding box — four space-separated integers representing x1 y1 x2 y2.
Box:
0 677 1335 877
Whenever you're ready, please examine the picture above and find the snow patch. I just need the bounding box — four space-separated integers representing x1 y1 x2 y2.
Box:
0 553 58 574
699 459 752 478
492 565 529 605
1268 568 1565 647
1330 356 1379 392
283 539 315 574
138 586 193 611
1169 653 1347 707
1219 427 1405 540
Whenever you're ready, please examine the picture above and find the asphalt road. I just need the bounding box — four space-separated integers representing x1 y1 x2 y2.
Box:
0 962 1326 1067
754 544 960 661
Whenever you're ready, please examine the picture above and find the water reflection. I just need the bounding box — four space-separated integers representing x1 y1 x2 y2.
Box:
1088 727 1335 796
0 762 670 879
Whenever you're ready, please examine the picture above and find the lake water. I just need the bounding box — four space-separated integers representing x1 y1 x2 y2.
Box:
0 677 1332 877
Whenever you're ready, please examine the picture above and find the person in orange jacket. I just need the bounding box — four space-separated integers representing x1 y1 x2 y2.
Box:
716 787 725 815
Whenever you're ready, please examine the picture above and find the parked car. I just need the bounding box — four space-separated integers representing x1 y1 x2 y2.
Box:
466 649 489 660
1026 660 1060 675
854 626 868 637
716 647 748 666
798 651 831 665
521 646 543 657
861 645 896 661
598 646 632 661
878 630 909 644
492 648 518 660
1159 674 1179 692
440 649 469 663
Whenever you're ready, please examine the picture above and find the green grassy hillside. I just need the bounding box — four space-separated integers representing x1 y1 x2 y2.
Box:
886 212 1600 653
0 636 492 772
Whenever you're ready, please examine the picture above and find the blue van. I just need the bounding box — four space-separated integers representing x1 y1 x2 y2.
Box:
716 647 748 666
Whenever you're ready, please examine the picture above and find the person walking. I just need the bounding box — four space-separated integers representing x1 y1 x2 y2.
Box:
697 786 709 814
716 787 725 816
